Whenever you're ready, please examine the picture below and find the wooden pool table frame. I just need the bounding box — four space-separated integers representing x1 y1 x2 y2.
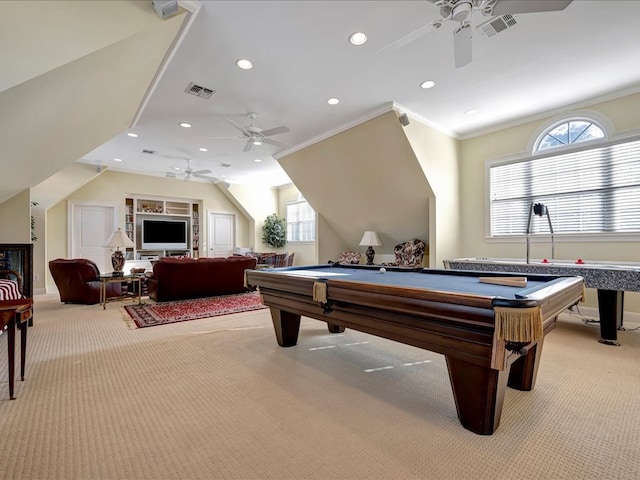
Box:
246 266 585 435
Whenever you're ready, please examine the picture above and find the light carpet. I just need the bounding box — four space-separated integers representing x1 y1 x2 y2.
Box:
123 291 267 328
1 294 639 480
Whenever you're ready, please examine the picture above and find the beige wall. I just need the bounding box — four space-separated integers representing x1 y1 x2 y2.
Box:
280 111 431 265
402 115 459 267
0 1 187 204
45 171 250 290
277 183 316 266
225 182 279 252
0 190 31 243
459 93 640 312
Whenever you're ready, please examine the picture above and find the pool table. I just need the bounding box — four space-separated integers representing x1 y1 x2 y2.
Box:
245 264 584 435
444 257 640 345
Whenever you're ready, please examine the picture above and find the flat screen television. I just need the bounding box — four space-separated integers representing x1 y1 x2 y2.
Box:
141 218 188 250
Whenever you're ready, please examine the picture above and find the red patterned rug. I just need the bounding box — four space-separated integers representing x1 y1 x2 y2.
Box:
123 291 267 328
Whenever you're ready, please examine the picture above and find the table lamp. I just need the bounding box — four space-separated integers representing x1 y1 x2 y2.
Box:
359 231 382 265
103 228 135 275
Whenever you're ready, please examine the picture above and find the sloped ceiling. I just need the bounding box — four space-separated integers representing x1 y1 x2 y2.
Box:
0 0 188 204
280 111 432 261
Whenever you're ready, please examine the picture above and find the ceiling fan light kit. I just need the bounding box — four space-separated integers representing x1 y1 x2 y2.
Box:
225 112 290 153
380 0 574 68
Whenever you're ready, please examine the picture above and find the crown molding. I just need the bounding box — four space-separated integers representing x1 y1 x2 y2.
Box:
274 102 397 160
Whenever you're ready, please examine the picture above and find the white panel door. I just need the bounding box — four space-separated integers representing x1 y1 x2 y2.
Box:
208 212 235 258
70 202 116 274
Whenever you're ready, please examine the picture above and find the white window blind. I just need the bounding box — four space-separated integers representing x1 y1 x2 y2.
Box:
490 137 640 236
286 201 316 242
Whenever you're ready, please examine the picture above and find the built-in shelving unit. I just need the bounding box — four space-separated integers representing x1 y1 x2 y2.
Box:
124 198 135 260
124 195 201 261
192 203 200 259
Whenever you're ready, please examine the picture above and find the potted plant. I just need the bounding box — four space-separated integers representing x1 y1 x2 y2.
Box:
261 214 287 250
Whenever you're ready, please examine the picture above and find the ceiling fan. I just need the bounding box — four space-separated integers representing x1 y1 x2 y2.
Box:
167 159 213 181
379 0 573 68
224 112 290 152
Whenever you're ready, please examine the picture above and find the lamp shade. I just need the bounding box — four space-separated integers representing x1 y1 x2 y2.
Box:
359 231 382 247
103 228 135 248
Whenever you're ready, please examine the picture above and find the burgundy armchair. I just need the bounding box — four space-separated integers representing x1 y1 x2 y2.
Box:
49 258 123 305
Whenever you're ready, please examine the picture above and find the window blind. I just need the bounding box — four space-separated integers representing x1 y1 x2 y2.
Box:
286 201 316 242
490 137 640 236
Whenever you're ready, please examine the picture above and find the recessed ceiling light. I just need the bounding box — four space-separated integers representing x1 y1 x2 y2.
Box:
254 158 262 162
199 147 208 152
465 109 478 116
114 158 123 162
420 80 436 89
327 98 340 105
236 58 253 70
349 32 367 46
179 122 192 128
126 132 138 138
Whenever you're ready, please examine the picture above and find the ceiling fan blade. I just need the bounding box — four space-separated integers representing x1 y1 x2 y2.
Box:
263 138 290 148
225 118 250 135
492 0 572 15
156 153 190 161
242 139 253 152
261 125 290 137
453 22 472 68
191 169 212 175
377 20 440 53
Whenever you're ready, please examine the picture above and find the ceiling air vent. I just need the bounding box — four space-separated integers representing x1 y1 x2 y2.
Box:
478 14 517 38
142 149 156 155
185 82 215 99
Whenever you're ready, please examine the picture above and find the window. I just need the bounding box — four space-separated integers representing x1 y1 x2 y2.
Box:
286 199 316 242
534 119 605 152
490 133 640 237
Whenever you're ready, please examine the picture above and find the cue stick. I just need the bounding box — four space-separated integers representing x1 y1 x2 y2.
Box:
479 276 527 287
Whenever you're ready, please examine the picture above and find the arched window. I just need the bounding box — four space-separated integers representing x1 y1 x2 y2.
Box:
488 115 640 237
534 118 606 153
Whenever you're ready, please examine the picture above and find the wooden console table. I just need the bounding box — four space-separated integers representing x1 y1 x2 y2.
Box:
1 298 32 400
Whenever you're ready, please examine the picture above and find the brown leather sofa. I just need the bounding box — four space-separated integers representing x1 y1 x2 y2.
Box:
146 256 257 302
49 258 123 304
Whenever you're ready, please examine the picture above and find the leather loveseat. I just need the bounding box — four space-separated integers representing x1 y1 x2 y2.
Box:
146 256 257 302
49 258 123 304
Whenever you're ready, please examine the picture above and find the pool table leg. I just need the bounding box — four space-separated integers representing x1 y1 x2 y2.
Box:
445 356 510 435
327 323 345 333
269 308 301 347
507 340 543 391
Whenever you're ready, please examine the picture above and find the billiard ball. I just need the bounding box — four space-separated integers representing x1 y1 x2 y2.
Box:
379 267 386 273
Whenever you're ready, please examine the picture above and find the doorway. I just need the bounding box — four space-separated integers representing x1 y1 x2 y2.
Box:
69 201 117 273
207 212 235 258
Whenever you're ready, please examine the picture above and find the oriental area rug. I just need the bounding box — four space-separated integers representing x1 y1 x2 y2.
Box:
123 291 267 328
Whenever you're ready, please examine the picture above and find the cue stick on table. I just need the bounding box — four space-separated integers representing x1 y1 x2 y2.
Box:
479 276 527 287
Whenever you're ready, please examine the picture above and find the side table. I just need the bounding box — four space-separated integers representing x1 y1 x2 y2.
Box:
99 273 143 310
1 298 32 400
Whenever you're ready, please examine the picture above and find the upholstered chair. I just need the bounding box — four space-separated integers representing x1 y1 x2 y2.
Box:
390 239 427 267
48 258 123 305
329 251 362 265
257 252 295 267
